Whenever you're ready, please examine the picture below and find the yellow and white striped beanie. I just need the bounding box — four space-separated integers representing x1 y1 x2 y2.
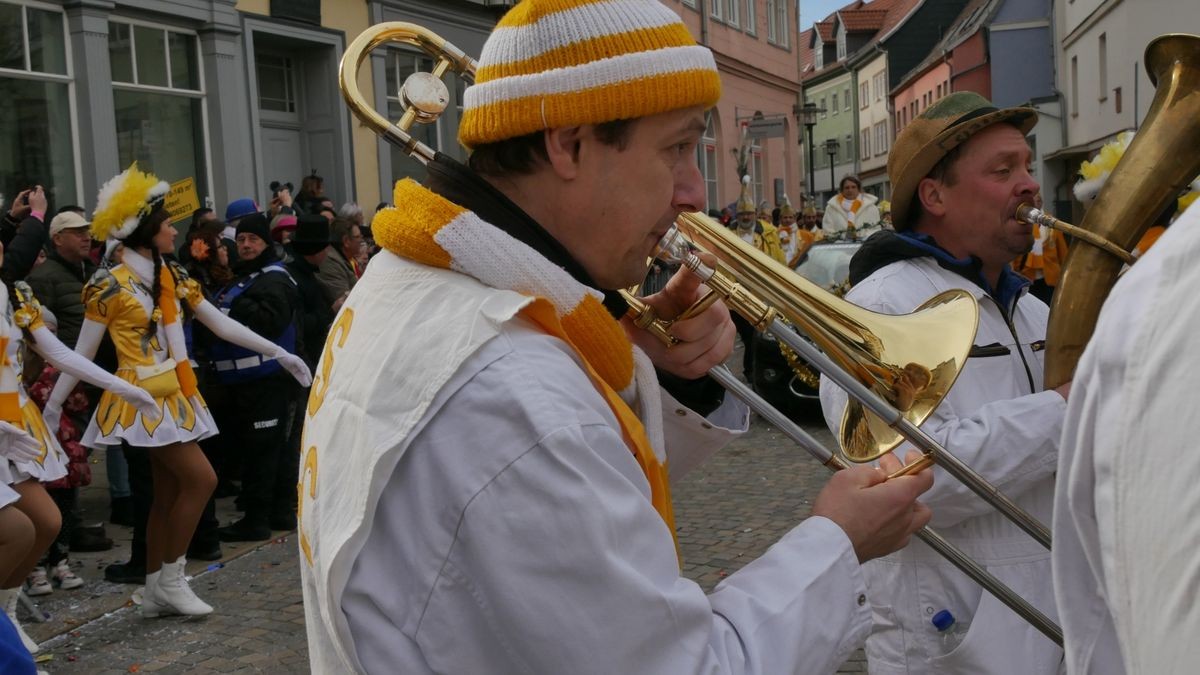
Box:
458 0 721 148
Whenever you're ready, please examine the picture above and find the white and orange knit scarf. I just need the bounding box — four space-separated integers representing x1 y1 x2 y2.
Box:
372 179 677 543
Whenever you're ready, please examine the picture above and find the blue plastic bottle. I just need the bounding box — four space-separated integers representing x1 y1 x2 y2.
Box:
931 609 969 652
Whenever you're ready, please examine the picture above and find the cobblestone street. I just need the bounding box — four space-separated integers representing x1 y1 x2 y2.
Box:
27 357 867 673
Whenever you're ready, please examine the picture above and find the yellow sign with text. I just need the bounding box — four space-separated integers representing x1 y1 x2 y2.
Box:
164 178 200 222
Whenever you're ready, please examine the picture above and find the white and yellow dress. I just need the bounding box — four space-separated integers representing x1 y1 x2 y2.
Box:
0 283 66 485
79 254 217 448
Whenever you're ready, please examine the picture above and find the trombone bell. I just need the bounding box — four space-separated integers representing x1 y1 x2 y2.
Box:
672 213 979 463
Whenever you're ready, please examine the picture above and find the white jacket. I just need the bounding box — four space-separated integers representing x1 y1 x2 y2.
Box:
823 193 881 233
820 256 1065 675
1054 201 1200 674
303 251 875 674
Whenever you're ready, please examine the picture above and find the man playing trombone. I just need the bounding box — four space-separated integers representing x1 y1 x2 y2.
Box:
299 1 934 673
820 92 1071 674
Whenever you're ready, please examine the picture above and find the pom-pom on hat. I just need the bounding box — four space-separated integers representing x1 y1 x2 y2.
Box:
736 175 755 215
91 163 170 242
457 0 722 149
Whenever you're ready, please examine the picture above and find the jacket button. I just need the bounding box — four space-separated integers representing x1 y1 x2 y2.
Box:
857 594 867 606
700 422 712 430
674 409 687 416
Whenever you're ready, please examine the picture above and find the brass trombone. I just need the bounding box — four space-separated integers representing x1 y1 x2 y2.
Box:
338 21 1061 646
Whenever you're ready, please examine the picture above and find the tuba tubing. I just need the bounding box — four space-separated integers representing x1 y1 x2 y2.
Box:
1042 34 1200 387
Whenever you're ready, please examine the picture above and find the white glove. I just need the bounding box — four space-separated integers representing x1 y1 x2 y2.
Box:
111 382 162 422
41 403 62 440
0 421 41 463
277 353 313 387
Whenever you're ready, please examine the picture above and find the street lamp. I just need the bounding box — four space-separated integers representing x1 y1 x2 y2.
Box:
823 137 841 198
793 102 825 197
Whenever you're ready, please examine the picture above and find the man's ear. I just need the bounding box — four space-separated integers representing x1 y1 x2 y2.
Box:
916 177 946 217
543 126 585 180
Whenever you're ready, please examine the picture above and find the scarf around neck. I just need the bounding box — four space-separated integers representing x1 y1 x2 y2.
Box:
371 170 677 544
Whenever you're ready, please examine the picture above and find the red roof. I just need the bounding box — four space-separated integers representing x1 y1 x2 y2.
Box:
815 19 836 43
802 0 925 83
838 8 889 32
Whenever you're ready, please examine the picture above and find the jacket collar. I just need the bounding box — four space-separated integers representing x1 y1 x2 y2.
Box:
45 248 93 282
122 249 156 287
850 229 1029 314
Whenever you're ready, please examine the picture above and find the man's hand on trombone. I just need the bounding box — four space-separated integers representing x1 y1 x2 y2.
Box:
622 255 736 380
814 451 934 563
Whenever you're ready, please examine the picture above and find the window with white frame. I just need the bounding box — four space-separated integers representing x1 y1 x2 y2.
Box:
859 82 868 109
844 87 851 111
696 110 719 210
859 129 870 160
723 0 739 27
108 18 208 198
744 0 755 34
844 134 851 162
819 96 827 118
750 147 764 207
767 0 789 47
836 31 846 60
710 0 723 21
682 0 696 7
831 93 838 114
386 49 449 182
0 0 77 204
874 120 887 156
874 72 885 101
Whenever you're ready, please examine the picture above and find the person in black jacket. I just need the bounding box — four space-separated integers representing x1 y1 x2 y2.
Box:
283 215 335 371
212 213 303 541
1 186 49 281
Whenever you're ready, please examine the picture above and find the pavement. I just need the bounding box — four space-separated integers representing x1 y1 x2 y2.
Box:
21 347 868 673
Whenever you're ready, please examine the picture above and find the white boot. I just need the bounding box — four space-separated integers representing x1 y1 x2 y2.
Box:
150 557 212 617
0 587 38 654
140 569 170 619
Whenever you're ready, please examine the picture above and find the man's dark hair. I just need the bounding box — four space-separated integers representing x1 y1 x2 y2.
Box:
467 119 637 176
190 207 215 231
56 205 85 216
839 174 863 192
329 216 358 247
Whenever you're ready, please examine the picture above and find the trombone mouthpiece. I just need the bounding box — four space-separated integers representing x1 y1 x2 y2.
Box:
1016 203 1052 227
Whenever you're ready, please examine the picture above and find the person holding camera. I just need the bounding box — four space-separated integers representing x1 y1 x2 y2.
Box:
2 187 50 281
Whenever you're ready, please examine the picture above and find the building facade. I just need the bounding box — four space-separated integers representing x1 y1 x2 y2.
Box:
1050 0 1191 219
1 0 800 226
668 0 802 212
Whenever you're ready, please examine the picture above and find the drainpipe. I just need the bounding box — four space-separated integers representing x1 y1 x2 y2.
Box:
698 0 709 45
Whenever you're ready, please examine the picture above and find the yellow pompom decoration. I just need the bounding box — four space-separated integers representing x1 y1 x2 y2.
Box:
91 162 170 242
1078 132 1132 182
1180 190 1199 215
12 307 34 328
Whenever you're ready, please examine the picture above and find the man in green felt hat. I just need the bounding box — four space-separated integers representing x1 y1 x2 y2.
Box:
819 91 1072 674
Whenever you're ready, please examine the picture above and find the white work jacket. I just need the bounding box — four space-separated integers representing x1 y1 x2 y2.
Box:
303 251 874 674
820 256 1065 674
1054 201 1200 674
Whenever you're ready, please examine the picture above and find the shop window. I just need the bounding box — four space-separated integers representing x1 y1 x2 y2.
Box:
0 1 76 205
109 19 207 197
